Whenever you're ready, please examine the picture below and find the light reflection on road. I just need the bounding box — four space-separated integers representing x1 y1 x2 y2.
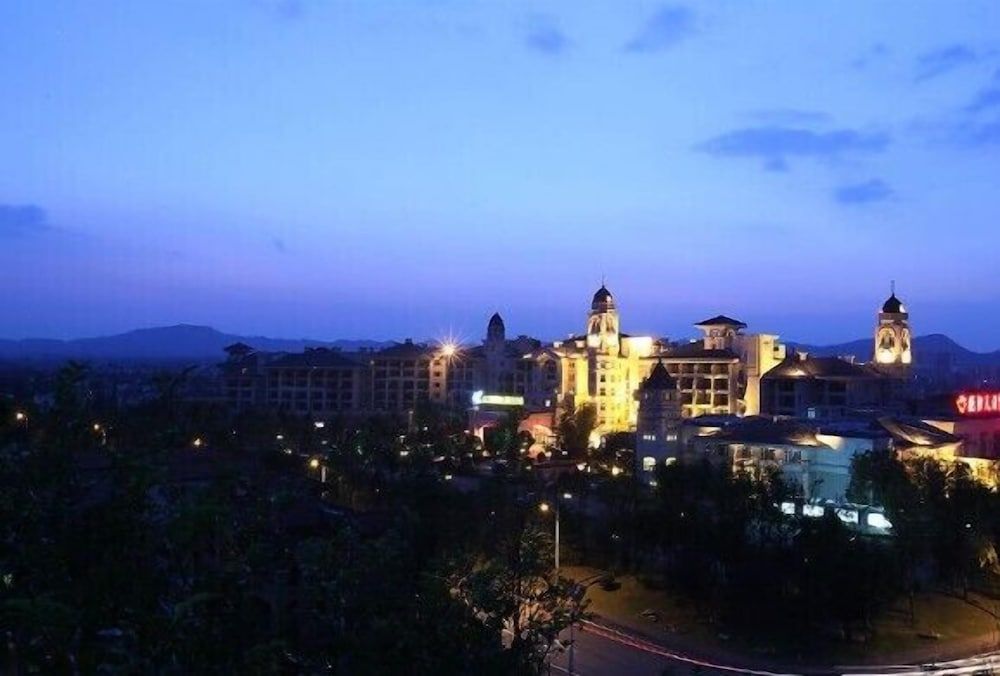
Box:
547 619 1000 676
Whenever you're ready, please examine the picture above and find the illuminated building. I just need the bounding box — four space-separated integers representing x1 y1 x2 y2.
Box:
369 339 452 412
874 283 912 376
547 285 658 433
222 285 919 440
635 359 682 481
265 349 366 414
689 416 892 502
759 352 893 417
221 284 790 431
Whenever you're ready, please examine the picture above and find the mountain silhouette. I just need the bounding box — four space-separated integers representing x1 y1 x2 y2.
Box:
789 333 1000 367
0 325 387 362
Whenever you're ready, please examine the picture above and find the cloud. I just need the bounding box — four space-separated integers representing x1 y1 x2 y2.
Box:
915 44 982 81
524 17 569 56
251 0 306 22
624 5 695 53
834 179 893 205
965 70 1000 113
697 127 890 171
0 204 50 238
852 43 890 70
953 118 1000 148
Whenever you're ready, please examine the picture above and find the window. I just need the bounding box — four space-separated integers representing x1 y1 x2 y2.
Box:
642 433 656 441
642 456 656 472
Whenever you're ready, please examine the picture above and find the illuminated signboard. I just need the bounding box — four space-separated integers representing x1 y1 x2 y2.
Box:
471 390 525 407
955 392 1000 417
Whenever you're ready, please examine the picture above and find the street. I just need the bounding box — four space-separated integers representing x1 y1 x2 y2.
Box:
547 621 1000 676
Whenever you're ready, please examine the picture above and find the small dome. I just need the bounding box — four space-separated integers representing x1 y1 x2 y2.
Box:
591 284 615 310
882 294 905 314
641 360 676 390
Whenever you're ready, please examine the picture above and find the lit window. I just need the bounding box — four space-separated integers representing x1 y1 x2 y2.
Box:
866 512 892 530
642 456 656 472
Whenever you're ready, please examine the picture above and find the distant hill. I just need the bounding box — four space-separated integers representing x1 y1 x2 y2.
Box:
0 325 389 363
789 333 1000 368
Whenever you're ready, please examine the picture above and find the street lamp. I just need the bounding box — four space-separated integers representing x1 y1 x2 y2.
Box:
541 491 576 675
14 411 26 423
540 492 572 576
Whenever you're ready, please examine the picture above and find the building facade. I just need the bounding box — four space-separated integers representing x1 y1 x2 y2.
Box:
220 285 913 447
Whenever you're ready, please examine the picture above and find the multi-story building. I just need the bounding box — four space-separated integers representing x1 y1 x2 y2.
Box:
220 284 913 444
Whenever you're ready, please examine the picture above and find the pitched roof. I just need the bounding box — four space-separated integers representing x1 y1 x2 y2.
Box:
694 314 747 328
641 360 676 390
373 340 435 359
705 416 823 447
763 353 883 380
660 343 740 360
266 348 363 369
878 416 961 448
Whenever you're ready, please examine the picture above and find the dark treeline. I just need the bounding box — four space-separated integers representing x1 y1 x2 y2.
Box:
0 364 586 674
616 454 1000 648
4 363 1000 671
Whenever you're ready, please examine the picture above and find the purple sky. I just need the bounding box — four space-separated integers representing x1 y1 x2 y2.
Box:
2 2 1000 349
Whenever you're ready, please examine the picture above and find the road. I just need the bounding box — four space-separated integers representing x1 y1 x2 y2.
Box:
546 620 1000 676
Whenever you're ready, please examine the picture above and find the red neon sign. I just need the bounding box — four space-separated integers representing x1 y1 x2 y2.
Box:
955 392 1000 416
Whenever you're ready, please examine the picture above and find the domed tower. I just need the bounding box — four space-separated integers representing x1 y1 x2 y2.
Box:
486 312 505 348
636 359 682 479
874 283 912 376
586 284 620 354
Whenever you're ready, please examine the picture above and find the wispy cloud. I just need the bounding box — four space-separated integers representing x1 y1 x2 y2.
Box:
697 127 890 171
624 5 695 54
524 16 570 56
251 0 306 22
917 70 1000 149
965 70 1000 113
915 44 983 81
0 204 50 238
834 179 893 205
852 43 890 70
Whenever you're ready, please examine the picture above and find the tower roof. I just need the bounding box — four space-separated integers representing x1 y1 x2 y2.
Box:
882 293 906 314
641 359 676 390
694 314 747 329
488 312 504 328
591 284 615 310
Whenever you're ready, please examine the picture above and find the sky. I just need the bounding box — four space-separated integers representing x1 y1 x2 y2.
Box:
2 1 999 349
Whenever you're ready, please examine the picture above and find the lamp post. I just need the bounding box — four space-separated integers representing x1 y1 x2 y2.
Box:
541 490 575 675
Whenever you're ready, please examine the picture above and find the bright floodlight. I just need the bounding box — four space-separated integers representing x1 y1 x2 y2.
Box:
309 458 320 469
15 412 26 422
539 501 551 513
441 342 458 358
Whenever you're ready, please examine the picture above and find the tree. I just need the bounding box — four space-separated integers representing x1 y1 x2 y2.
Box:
556 403 597 456
450 521 589 674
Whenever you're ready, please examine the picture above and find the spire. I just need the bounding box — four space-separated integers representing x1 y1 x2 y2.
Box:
487 311 505 344
641 358 677 391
